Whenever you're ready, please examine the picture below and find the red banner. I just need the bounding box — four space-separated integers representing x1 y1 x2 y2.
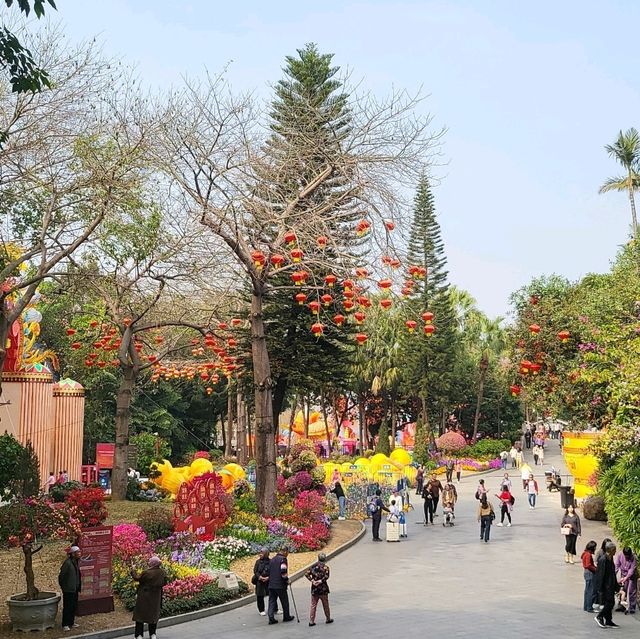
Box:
95 443 115 469
77 526 115 616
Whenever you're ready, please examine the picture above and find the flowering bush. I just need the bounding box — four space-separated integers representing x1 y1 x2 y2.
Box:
435 432 467 452
137 507 174 541
285 470 314 495
162 561 204 581
276 474 287 494
290 449 319 473
66 487 107 528
112 523 152 563
163 573 215 600
287 520 330 552
203 536 252 570
154 532 206 567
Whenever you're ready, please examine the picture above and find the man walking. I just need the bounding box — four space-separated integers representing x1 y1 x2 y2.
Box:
58 546 82 631
445 459 454 483
594 542 620 629
267 548 295 624
369 489 389 541
527 473 539 509
305 552 334 627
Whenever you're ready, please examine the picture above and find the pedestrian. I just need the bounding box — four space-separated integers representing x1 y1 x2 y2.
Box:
582 540 598 613
422 474 442 525
533 444 540 466
62 469 69 483
305 552 333 627
561 504 581 563
369 489 389 541
477 494 495 543
521 463 531 490
499 449 508 470
252 548 271 616
442 480 457 520
538 445 545 465
58 546 82 631
509 445 518 468
527 473 539 509
268 548 295 624
524 428 532 449
428 474 443 514
131 556 167 639
495 485 513 527
515 448 524 469
415 466 424 495
475 478 487 501
45 471 56 493
615 547 637 614
595 538 612 564
445 459 454 483
455 459 462 482
330 481 346 521
500 473 512 492
57 470 65 484
594 541 621 628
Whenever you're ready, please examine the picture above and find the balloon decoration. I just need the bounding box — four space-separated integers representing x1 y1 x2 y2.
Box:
151 458 246 496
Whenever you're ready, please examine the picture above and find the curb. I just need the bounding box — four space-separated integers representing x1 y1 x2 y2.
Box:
69 521 366 639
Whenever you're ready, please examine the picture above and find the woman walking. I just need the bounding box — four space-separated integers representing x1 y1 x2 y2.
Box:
253 549 271 616
561 504 581 563
415 466 424 495
615 547 637 614
475 478 487 500
477 494 495 543
495 485 513 527
131 557 167 639
582 541 597 613
455 459 462 482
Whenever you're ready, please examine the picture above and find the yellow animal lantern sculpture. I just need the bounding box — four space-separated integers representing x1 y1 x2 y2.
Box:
151 458 243 496
562 431 601 498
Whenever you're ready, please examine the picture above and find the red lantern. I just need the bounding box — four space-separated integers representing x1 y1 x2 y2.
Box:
530 363 541 375
84 359 93 367
377 278 392 291
308 300 321 314
311 322 325 336
354 311 366 324
317 236 327 249
231 318 242 327
422 311 434 324
333 314 345 326
343 279 354 291
324 274 337 288
270 254 285 268
390 258 401 269
343 300 355 312
71 342 81 350
200 371 209 381
148 355 157 363
529 324 541 335
227 338 237 348
295 293 308 306
357 296 371 308
405 320 417 333
218 322 228 330
356 219 371 236
401 287 412 297
558 330 571 343
380 299 392 310
290 270 308 286
290 248 304 262
355 267 368 279
89 320 99 328
355 333 368 345
284 230 297 246
520 360 533 374
66 328 77 336
384 219 395 231
424 324 435 336
510 384 522 397
155 335 164 344
321 294 333 306
251 250 266 269
343 290 354 299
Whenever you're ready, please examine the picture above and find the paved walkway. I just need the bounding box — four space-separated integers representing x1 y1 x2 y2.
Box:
162 443 634 638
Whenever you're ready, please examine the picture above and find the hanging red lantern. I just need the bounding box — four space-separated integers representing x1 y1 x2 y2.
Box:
308 300 321 314
218 322 228 330
321 294 333 306
377 278 393 291
354 311 366 324
343 279 354 291
384 219 395 231
510 384 522 397
97 361 107 368
558 330 571 343
355 333 368 345
324 274 337 288
422 311 434 324
424 324 435 336
520 360 533 374
405 320 417 333
355 267 368 279
284 230 297 246
88 352 98 359
206 387 214 395
71 342 81 350
333 314 345 326
357 296 371 308
529 324 541 335
317 236 327 249
84 359 93 367
418 267 427 279
290 248 304 263
231 318 242 327
311 322 325 337
290 270 309 286
343 300 355 312
401 287 412 297
380 299 392 310
93 341 103 349
227 338 237 348
390 258 401 269
154 335 164 344
200 371 209 381
295 293 308 305
89 320 99 328
343 290 355 299
356 219 371 236
66 328 77 336
270 254 285 268
530 363 541 375
251 250 266 269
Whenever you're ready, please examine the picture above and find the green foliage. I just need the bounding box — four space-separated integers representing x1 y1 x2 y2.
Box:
375 420 391 455
463 438 512 460
130 432 172 475
412 420 430 465
0 436 40 499
136 507 174 541
49 481 83 503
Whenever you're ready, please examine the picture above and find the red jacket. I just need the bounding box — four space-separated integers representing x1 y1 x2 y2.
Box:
582 550 596 573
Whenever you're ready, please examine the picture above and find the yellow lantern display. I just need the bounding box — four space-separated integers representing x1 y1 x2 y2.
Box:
224 463 246 481
390 448 412 467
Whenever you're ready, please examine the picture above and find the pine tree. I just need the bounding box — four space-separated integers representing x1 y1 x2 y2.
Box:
375 419 391 455
259 44 358 420
401 176 458 433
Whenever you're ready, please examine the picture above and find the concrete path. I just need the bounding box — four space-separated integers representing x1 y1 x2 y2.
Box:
162 443 634 638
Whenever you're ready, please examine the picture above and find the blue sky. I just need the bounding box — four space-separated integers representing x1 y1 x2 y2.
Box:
43 0 640 317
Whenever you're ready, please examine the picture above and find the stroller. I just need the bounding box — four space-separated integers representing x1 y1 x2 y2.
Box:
442 504 455 526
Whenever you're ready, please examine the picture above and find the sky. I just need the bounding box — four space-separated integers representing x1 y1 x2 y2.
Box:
24 0 640 318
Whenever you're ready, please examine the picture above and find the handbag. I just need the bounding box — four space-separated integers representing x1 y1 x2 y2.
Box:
561 525 572 535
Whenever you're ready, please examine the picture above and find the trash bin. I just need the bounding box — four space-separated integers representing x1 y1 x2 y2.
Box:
559 485 575 508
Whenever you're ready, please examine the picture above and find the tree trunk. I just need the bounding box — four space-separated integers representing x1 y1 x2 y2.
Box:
251 290 277 516
272 375 288 429
390 391 397 450
303 397 310 439
629 172 638 241
472 355 488 441
23 544 41 600
286 394 298 454
320 388 331 456
358 394 366 454
236 389 246 465
112 365 137 501
225 381 234 456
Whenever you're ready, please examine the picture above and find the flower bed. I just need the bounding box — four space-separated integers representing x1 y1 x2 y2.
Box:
432 456 503 473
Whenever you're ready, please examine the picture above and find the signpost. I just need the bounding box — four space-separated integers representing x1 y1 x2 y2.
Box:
77 526 115 616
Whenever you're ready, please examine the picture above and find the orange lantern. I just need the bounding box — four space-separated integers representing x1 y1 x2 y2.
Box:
356 219 371 236
380 299 392 310
377 278 392 291
89 320 99 328
270 254 285 268
290 248 304 263
357 296 371 308
295 293 307 306
558 330 571 343
71 342 81 350
355 267 368 279
251 250 266 269
343 279 354 291
290 270 309 286
343 300 355 312
529 324 541 335
424 324 435 336
405 320 417 333
354 311 366 324
308 300 321 314
155 335 164 344
284 230 297 246
355 333 368 345
321 294 333 306
520 360 532 374
311 322 324 337
231 318 242 327
333 314 345 326
324 274 337 288
84 359 93 367
227 338 237 348
66 328 77 336
510 384 522 397
218 322 228 330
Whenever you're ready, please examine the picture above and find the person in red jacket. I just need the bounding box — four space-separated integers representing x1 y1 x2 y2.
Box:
495 486 514 527
582 540 597 613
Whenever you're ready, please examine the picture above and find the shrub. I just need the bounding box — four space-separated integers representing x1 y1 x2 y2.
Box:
66 487 107 527
235 491 257 513
193 451 210 460
112 523 152 562
465 438 512 459
137 507 174 541
285 471 314 495
376 420 391 455
310 466 325 487
290 450 318 473
49 481 83 503
0 435 40 500
435 432 467 452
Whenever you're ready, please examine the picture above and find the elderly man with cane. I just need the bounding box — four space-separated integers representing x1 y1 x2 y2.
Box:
267 548 295 624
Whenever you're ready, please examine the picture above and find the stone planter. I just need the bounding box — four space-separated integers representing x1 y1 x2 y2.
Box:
6 592 61 631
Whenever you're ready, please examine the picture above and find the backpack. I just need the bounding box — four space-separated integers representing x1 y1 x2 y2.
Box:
368 497 379 515
509 495 515 505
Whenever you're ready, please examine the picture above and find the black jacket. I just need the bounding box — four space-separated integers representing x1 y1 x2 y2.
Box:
268 553 289 590
253 557 270 597
58 556 81 593
331 483 345 499
594 554 619 596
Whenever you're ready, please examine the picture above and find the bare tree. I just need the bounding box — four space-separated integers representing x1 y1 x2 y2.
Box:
155 66 438 514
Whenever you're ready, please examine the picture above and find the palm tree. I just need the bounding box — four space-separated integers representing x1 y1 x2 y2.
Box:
470 314 506 441
599 128 640 241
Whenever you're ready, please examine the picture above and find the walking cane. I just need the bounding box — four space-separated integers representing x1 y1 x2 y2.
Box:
289 582 300 623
